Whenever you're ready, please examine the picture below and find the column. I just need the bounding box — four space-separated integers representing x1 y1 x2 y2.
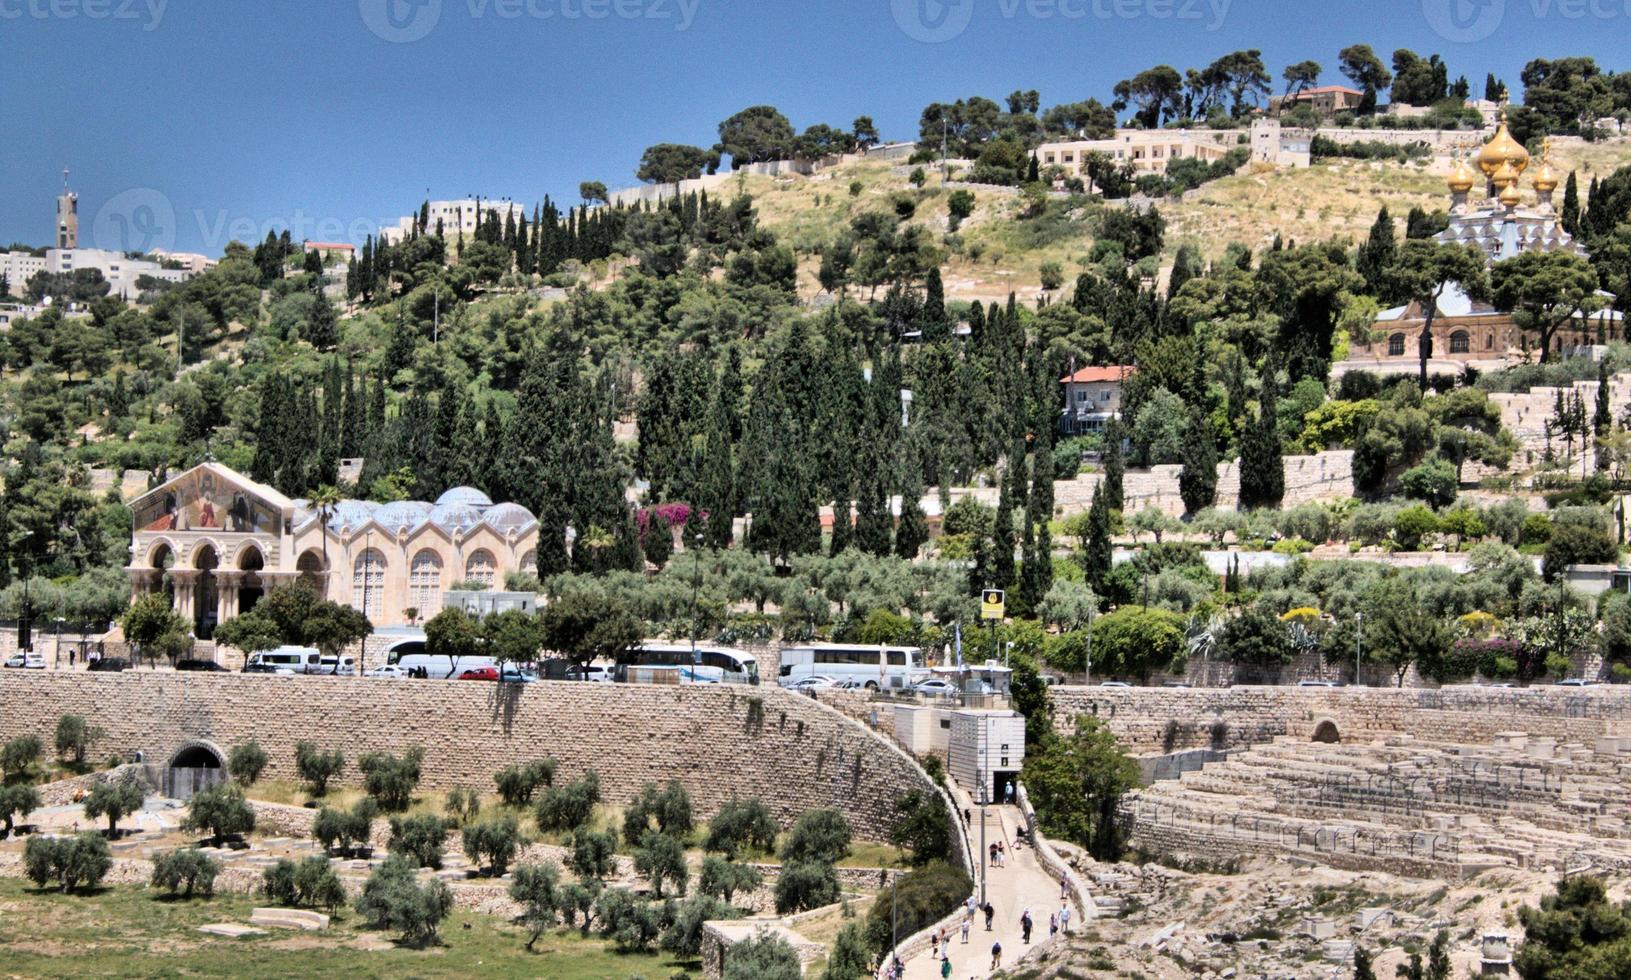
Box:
215 570 242 624
170 570 198 624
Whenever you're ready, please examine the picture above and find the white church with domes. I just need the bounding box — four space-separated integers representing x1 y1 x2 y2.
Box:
127 463 543 636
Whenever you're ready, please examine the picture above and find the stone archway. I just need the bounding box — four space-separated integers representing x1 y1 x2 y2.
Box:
237 546 265 616
193 544 219 639
1312 719 1341 744
164 741 226 800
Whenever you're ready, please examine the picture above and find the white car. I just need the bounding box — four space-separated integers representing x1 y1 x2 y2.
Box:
914 679 961 698
3 653 24 668
22 652 45 669
566 664 614 683
788 675 837 692
366 665 411 679
1098 680 1132 688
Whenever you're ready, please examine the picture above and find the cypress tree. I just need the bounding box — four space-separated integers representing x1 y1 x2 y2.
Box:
695 385 737 550
250 378 286 486
1017 502 1039 616
1102 418 1125 513
1083 485 1113 595
991 464 1016 592
853 467 892 557
1238 378 1285 510
1355 206 1396 296
341 364 361 458
923 268 948 342
306 291 339 350
829 495 854 556
894 441 929 560
1178 405 1219 516
1562 171 1581 236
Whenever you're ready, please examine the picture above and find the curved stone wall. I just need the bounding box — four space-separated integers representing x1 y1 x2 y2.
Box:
0 674 930 833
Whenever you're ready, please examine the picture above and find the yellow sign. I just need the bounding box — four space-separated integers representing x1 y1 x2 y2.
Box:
981 589 1006 621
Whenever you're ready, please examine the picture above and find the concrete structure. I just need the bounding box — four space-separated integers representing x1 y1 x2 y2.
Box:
301 241 355 263
947 709 1025 803
0 250 48 291
56 171 78 249
46 247 192 297
1036 130 1236 180
126 463 545 636
1058 365 1134 436
1269 85 1364 116
149 249 218 274
381 199 525 245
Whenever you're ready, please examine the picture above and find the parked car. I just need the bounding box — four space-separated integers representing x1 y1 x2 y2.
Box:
831 679 868 691
176 659 227 672
913 679 961 698
3 653 25 668
1298 680 1342 688
87 657 130 672
242 662 296 675
787 675 837 692
458 667 500 682
366 665 412 679
1098 680 1132 688
22 653 45 669
1555 678 1599 687
498 666 536 684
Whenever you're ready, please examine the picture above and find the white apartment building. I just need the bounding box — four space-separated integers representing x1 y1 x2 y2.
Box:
3 248 193 299
1 251 48 290
1036 129 1236 178
381 199 526 245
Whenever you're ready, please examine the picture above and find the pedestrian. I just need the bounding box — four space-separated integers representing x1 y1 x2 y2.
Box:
967 895 977 919
961 916 970 944
1005 781 1015 804
940 956 952 979
1050 912 1058 938
1061 876 1069 900
984 902 994 931
1059 901 1071 934
989 842 998 866
991 941 1003 970
1021 908 1033 944
963 807 971 824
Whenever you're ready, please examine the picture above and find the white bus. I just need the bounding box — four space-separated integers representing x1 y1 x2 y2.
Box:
620 643 760 685
244 647 355 675
382 635 496 679
777 644 928 691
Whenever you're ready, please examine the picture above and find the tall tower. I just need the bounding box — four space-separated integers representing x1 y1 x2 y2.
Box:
56 169 78 250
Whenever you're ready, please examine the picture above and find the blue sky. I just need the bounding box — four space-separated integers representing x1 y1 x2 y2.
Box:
1 0 1625 255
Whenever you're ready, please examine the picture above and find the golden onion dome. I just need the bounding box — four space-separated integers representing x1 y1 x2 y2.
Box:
1499 180 1522 208
1478 119 1530 176
1532 159 1560 193
1447 156 1478 193
1492 159 1520 190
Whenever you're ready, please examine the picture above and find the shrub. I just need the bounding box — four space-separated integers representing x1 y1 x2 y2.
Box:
624 779 694 842
773 860 841 914
567 828 619 882
889 789 953 866
780 809 851 865
704 797 779 859
24 833 111 893
294 741 344 796
0 735 43 780
83 781 146 836
227 741 269 785
54 715 102 765
723 932 803 980
594 886 665 952
1401 458 1459 509
182 783 256 844
495 758 557 807
355 854 454 946
463 814 522 876
699 855 763 904
151 847 221 898
822 921 872 980
510 862 561 950
1393 504 1441 551
263 856 345 910
535 771 600 833
861 861 971 956
663 894 739 956
313 800 376 856
633 830 688 898
388 813 448 869
444 787 480 827
0 784 42 838
555 879 601 935
359 747 425 813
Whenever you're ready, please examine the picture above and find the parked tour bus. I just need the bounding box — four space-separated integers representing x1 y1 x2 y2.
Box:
777 644 928 691
618 643 760 685
382 634 496 679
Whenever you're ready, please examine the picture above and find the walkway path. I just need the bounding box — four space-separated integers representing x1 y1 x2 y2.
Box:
898 781 1070 980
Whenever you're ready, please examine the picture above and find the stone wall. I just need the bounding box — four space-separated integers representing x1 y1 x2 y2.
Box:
0 674 931 835
1051 685 1631 756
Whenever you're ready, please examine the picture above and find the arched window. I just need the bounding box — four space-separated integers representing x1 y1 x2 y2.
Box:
1486 333 1495 350
409 550 443 616
353 549 386 618
520 550 537 579
1387 333 1406 357
1450 331 1470 354
296 551 327 598
465 549 497 588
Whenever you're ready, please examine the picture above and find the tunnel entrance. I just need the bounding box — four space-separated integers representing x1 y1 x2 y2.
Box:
1312 720 1341 744
164 742 226 800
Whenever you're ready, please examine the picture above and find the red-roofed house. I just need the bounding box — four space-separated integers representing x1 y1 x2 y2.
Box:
1060 365 1135 436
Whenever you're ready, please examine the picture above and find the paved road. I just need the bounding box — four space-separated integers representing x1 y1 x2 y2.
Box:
898 785 1071 980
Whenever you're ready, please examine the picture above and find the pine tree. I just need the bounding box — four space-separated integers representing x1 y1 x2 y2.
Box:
305 291 339 350
1238 378 1285 510
1355 206 1396 296
1083 485 1113 595
1562 171 1581 236
1178 405 1219 516
922 268 948 342
894 440 929 560
695 384 738 550
1102 418 1125 512
991 469 1016 592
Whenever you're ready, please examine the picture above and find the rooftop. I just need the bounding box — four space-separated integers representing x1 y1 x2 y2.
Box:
1060 365 1136 384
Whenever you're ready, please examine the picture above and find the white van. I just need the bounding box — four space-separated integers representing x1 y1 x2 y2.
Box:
245 647 320 674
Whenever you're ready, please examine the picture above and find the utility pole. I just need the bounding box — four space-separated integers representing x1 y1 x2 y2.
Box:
978 777 988 906
1084 605 1093 685
1354 611 1363 686
689 532 703 667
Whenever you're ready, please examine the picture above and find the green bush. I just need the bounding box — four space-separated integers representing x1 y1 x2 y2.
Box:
388 813 448 869
262 856 345 911
294 741 344 796
510 862 561 950
773 860 840 914
0 784 42 838
594 886 665 952
151 847 221 898
704 798 779 859
495 758 557 807
663 893 739 956
313 800 376 856
1 735 43 780
227 741 269 785
54 715 102 765
699 855 762 904
633 830 688 899
182 783 256 844
83 780 145 836
567 828 619 882
723 932 803 980
535 771 600 833
780 809 851 865
23 833 111 893
861 861 971 956
444 787 481 827
359 747 424 813
463 814 522 876
355 854 454 946
624 779 693 841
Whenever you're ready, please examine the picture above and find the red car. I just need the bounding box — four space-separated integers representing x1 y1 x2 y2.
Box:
458 667 499 681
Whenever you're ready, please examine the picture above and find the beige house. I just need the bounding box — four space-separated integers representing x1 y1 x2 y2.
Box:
1036 130 1233 179
128 463 543 635
1060 365 1136 436
1268 85 1364 116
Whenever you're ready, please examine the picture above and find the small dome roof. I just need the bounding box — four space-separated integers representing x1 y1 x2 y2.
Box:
374 500 433 533
1478 119 1530 177
436 487 493 509
482 502 536 534
1447 156 1477 194
428 502 483 534
327 500 378 532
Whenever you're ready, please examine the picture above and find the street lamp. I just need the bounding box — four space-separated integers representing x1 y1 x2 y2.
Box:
53 617 64 669
690 532 704 667
976 775 989 908
1084 604 1094 685
1354 611 1364 687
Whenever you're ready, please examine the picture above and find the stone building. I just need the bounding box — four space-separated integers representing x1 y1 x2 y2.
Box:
126 463 542 636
